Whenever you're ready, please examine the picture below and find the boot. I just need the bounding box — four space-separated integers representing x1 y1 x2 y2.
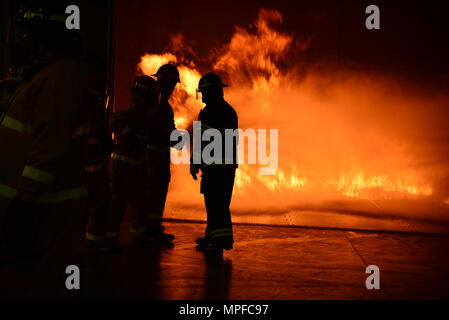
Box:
196 236 233 251
86 237 122 253
133 226 174 247
195 234 213 246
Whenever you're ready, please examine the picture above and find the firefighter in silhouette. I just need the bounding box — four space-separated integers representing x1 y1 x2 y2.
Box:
190 73 238 251
108 75 161 246
84 87 117 252
0 3 89 260
143 63 184 243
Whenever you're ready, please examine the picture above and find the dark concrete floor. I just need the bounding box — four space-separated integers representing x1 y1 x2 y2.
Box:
1 220 448 299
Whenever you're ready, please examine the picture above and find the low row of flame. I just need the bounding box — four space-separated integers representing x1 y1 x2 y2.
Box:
235 166 432 198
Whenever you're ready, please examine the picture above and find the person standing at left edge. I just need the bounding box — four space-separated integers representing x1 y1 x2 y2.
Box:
0 4 89 262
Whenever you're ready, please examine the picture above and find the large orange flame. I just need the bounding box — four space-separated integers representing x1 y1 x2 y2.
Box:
136 9 449 220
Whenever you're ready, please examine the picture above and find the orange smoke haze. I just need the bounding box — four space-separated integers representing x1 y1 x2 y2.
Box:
137 9 449 224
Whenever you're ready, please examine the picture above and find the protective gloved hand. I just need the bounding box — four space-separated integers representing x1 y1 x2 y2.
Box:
2 197 43 259
190 164 199 180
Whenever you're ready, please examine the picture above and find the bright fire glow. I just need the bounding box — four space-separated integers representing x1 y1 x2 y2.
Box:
136 8 449 216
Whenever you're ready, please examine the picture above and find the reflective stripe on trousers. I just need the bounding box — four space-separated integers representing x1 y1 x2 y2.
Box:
111 153 142 165
129 225 148 234
85 163 105 173
210 228 233 239
85 232 105 242
86 231 120 241
146 144 167 151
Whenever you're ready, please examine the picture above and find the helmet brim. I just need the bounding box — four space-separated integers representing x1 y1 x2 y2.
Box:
152 74 180 83
197 83 228 92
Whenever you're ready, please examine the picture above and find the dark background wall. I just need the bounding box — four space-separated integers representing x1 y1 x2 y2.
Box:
0 0 112 94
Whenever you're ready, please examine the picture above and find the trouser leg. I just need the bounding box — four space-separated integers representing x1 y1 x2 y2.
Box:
202 170 235 247
204 190 234 246
85 171 111 242
146 179 169 232
35 199 88 260
107 160 132 239
107 191 127 240
28 199 88 298
128 185 148 237
128 164 150 238
0 197 11 258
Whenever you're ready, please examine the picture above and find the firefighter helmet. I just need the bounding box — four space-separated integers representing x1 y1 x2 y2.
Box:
127 75 157 93
152 64 180 83
197 73 228 92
